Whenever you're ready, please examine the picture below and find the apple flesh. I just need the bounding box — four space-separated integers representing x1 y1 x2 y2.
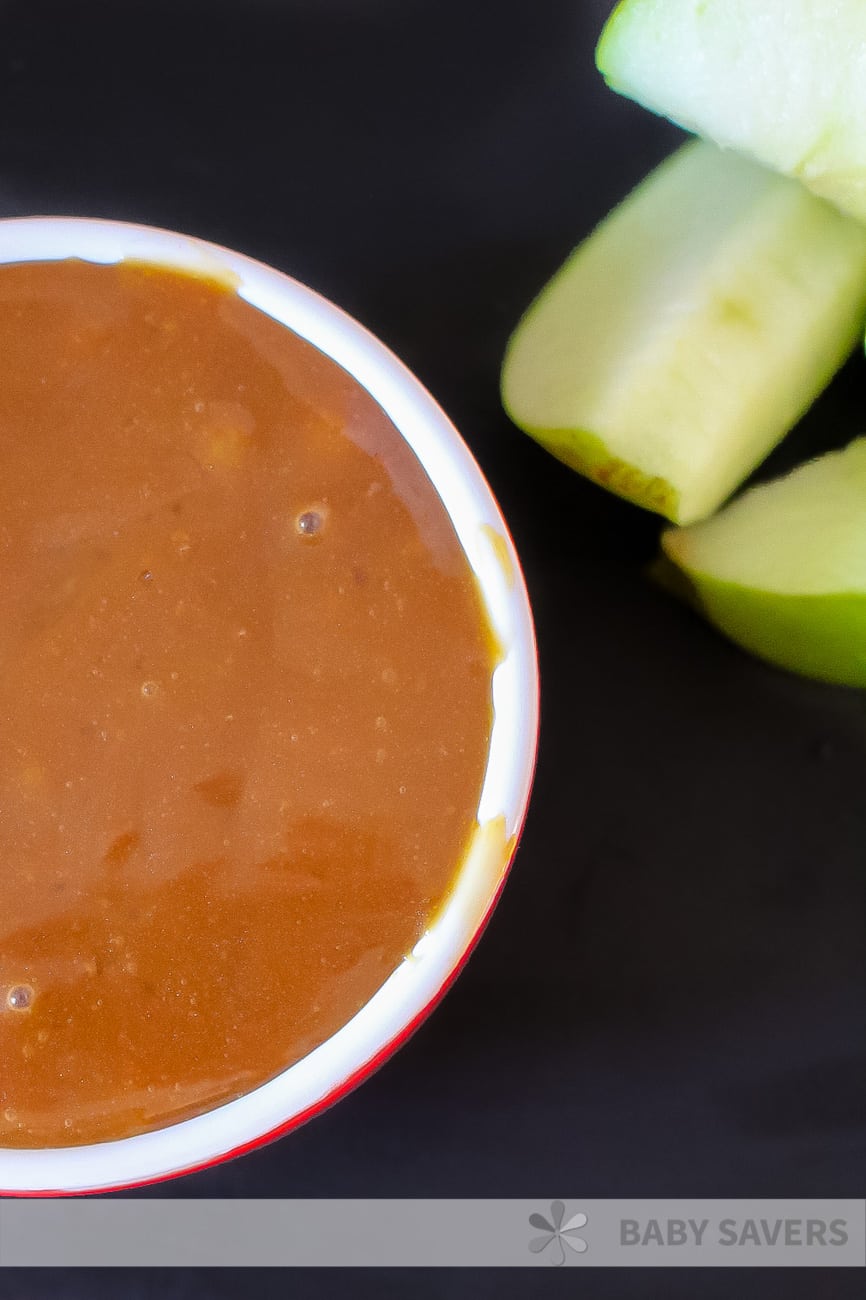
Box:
597 0 866 225
500 140 866 525
661 439 866 686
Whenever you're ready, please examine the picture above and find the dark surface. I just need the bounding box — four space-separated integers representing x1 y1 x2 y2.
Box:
0 0 863 1293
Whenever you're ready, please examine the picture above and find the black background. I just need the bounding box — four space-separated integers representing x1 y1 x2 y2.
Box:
0 0 863 1295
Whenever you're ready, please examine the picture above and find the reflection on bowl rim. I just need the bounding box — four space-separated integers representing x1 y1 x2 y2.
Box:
0 217 539 1196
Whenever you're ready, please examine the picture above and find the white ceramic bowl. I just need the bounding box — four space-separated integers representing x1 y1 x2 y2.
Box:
0 218 539 1195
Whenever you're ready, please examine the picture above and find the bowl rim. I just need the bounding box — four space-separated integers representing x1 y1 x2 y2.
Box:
0 216 539 1195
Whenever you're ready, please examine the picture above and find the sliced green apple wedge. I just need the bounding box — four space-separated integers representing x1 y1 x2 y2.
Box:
597 0 866 224
501 140 866 525
661 439 866 686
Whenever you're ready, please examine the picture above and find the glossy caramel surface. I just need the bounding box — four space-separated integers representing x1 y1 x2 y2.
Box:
0 260 493 1146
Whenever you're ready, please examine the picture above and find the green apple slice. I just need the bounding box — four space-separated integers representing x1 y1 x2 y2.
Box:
661 439 866 686
501 140 866 525
596 0 866 224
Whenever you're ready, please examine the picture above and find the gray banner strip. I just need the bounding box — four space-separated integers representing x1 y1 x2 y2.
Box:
0 1199 863 1267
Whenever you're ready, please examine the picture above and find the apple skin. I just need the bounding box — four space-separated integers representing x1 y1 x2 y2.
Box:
660 545 866 688
510 420 679 519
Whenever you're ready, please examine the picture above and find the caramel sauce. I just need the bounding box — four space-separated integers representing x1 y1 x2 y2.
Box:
0 260 494 1146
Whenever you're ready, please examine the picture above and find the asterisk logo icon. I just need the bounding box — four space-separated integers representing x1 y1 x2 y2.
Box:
529 1201 588 1266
